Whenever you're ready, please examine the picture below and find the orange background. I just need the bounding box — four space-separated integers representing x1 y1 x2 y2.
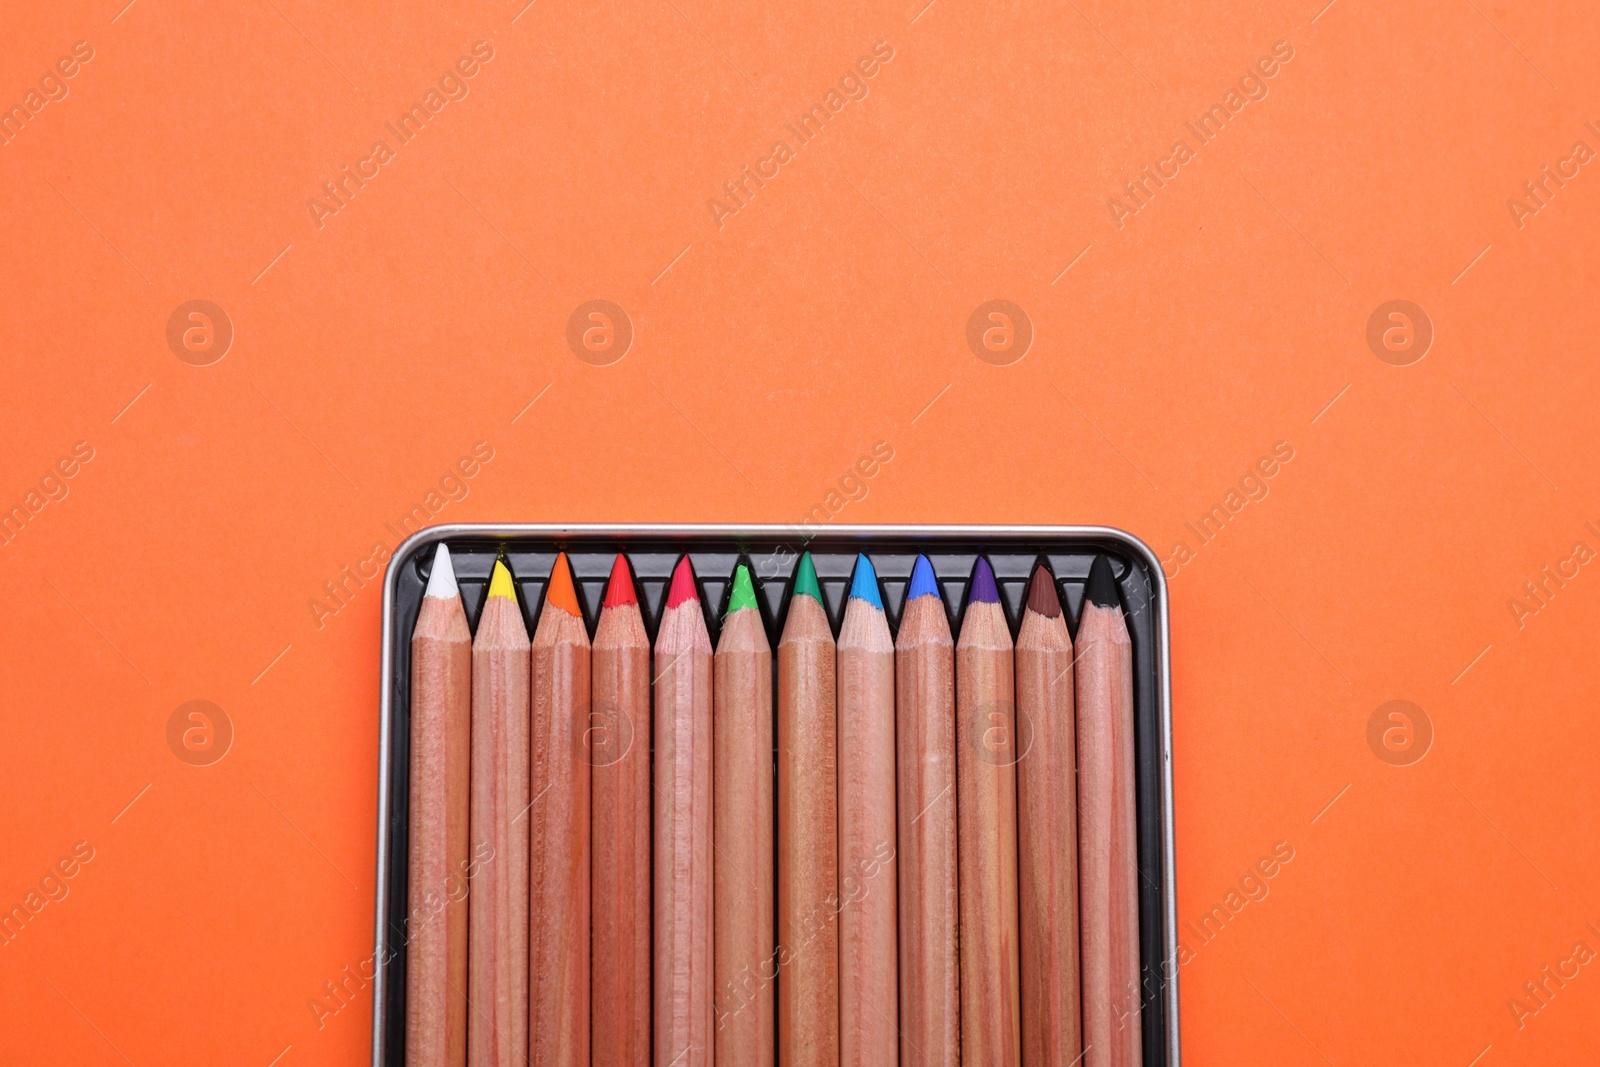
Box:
2 0 1598 1063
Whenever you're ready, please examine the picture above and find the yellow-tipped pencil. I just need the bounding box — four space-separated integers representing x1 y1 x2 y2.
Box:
470 559 531 1067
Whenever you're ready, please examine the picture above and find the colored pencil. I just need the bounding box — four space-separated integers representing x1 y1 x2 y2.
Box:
1077 556 1141 1067
407 544 471 1067
956 556 1022 1066
654 556 715 1067
837 553 898 1067
528 553 590 1067
895 554 959 1067
1016 563 1082 1067
591 554 651 1067
776 552 840 1067
469 559 531 1067
713 562 776 1063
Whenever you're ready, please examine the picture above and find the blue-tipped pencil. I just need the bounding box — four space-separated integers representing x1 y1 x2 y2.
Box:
896 555 959 1067
837 554 898 1066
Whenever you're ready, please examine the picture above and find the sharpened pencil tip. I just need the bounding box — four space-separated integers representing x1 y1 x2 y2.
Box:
793 552 822 602
546 552 580 616
667 556 699 608
1086 555 1120 608
848 554 883 609
728 563 758 614
1026 563 1062 618
602 554 636 608
908 554 940 600
488 558 516 601
425 543 458 599
970 556 999 604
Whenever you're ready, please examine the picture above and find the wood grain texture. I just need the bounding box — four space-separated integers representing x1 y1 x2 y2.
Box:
407 592 472 1067
776 593 840 1067
591 594 651 1067
528 596 591 1067
654 597 715 1067
713 603 775 1064
469 591 531 1067
1016 590 1082 1067
956 598 1022 1067
836 597 898 1067
895 593 959 1067
1076 600 1141 1067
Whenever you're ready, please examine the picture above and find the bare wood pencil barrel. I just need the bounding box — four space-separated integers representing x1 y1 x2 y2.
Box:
372 527 1179 1067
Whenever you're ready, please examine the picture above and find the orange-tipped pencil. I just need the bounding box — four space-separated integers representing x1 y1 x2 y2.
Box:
837 554 897 1067
895 554 959 1067
713 562 775 1062
1077 557 1141 1067
654 556 715 1067
528 553 590 1067
407 544 471 1067
470 559 531 1067
956 556 1021 1066
591 554 651 1067
1017 563 1082 1067
776 552 840 1067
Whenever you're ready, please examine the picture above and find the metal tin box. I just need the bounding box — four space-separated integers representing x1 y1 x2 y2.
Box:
372 524 1178 1066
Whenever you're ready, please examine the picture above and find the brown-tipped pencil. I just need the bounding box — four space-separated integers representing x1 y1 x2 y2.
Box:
655 556 715 1067
713 562 775 1063
956 556 1022 1066
528 553 590 1067
1077 557 1141 1067
407 545 471 1067
837 554 897 1067
591 554 651 1067
895 554 959 1067
470 559 531 1067
1017 564 1082 1067
776 552 840 1067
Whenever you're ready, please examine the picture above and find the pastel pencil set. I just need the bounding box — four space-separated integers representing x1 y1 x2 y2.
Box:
372 527 1177 1067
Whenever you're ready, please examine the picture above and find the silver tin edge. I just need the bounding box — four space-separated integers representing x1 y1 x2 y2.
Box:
371 523 1179 1067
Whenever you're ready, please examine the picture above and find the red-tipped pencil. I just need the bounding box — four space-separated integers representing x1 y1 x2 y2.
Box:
713 562 775 1062
837 554 897 1067
591 555 651 1067
470 559 531 1067
654 556 715 1067
1017 564 1081 1066
896 554 959 1067
528 553 590 1067
407 545 471 1067
956 556 1021 1066
1078 557 1142 1067
776 552 840 1067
